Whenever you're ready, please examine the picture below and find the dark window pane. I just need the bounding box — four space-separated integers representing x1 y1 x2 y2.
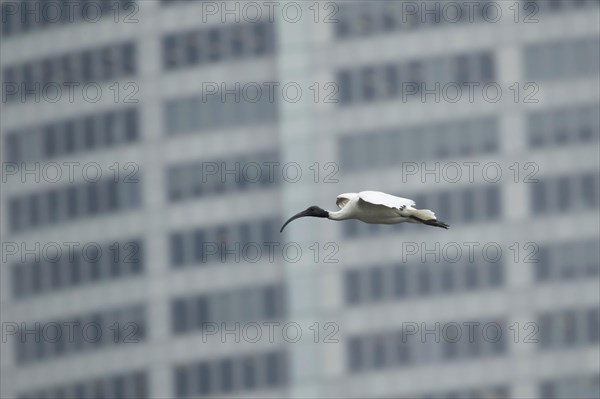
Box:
113 375 125 399
64 122 76 154
208 29 221 61
441 265 454 292
263 286 278 319
70 253 82 284
556 177 571 209
133 372 148 399
28 194 40 227
265 352 283 386
372 336 387 368
489 261 504 287
185 32 200 65
67 186 79 219
540 381 556 399
174 366 188 398
345 270 361 304
480 52 495 81
417 266 431 295
9 199 21 231
87 183 100 215
106 180 119 210
337 70 352 104
393 265 407 298
485 186 501 219
44 126 57 158
5 133 21 163
461 189 476 221
581 174 599 207
163 36 178 69
84 116 96 149
105 112 116 146
197 363 211 395
348 337 363 372
531 181 547 214
122 43 136 75
170 233 185 267
242 357 256 389
465 264 478 289
12 265 24 298
588 308 600 343
220 359 233 392
30 262 42 293
172 299 188 333
49 259 62 290
128 240 144 274
196 296 209 329
370 268 384 300
535 247 551 281
124 108 139 142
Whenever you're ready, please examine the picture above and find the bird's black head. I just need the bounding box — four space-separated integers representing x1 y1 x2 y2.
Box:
280 205 329 232
305 205 328 217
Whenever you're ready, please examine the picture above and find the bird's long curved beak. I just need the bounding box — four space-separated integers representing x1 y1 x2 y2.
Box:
280 210 311 232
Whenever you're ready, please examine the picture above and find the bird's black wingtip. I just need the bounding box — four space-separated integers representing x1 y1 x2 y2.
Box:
422 219 449 229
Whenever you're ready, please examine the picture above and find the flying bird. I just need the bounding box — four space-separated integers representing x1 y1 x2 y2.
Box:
280 191 449 232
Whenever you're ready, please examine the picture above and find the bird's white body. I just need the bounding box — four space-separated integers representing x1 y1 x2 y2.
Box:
280 191 449 232
330 191 432 224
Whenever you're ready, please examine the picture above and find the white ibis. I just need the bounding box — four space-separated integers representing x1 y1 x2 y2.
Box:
280 191 449 232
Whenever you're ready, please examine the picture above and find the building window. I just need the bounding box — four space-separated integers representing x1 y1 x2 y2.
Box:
537 307 600 352
4 107 139 164
531 172 600 216
172 299 189 334
348 319 507 373
3 42 137 104
339 117 498 173
171 283 286 336
173 350 287 398
524 36 600 81
345 270 361 304
15 305 146 365
337 51 495 105
17 370 148 399
8 176 142 233
345 255 504 306
527 103 600 149
334 1 510 39
538 374 600 399
162 21 275 71
169 217 280 268
164 88 277 136
166 151 279 202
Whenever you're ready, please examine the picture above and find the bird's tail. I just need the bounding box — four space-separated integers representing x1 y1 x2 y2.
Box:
407 209 450 230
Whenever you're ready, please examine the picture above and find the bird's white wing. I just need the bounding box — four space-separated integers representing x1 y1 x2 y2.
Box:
358 191 415 210
336 193 358 209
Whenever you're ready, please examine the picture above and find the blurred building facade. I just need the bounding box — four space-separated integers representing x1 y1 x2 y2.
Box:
1 1 599 399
